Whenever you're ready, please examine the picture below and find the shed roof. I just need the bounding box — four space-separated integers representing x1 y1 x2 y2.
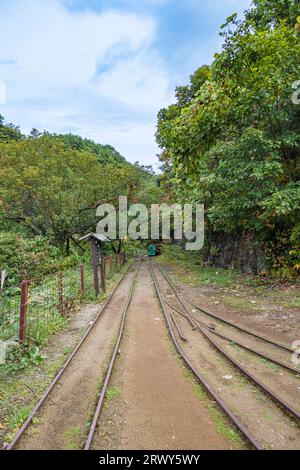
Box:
79 233 110 243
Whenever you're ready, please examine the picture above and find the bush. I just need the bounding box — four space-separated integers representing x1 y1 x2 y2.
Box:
0 232 81 287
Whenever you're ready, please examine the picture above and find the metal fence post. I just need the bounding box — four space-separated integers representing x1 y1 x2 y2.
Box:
91 240 99 297
101 256 106 292
80 265 85 294
58 272 64 314
19 279 29 342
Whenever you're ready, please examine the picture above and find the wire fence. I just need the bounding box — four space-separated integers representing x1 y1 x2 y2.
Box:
0 253 127 347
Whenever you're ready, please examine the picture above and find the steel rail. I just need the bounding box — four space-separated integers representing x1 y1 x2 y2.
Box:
157 265 294 354
164 298 299 375
157 265 300 422
6 262 135 451
184 295 293 354
84 261 140 450
149 261 262 450
197 320 299 375
163 297 198 330
170 312 187 342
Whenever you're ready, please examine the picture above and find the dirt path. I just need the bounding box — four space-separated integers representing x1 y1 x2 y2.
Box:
15 268 136 450
92 263 237 450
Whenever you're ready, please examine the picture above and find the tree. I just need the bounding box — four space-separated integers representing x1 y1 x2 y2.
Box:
0 117 23 142
0 136 109 252
0 132 158 254
30 128 42 139
156 0 300 275
53 133 126 165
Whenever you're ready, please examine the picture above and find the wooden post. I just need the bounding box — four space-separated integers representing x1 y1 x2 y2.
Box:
57 272 64 314
19 280 29 342
80 265 85 294
91 240 99 297
101 256 106 292
109 255 113 273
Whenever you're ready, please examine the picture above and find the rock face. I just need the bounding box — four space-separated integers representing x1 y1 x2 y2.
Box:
172 231 266 274
204 232 266 275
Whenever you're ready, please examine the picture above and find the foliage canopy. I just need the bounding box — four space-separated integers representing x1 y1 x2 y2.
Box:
156 0 300 275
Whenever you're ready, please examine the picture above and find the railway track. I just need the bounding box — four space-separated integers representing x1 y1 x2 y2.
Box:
6 258 299 451
158 265 299 374
6 260 140 451
84 260 140 449
149 262 300 450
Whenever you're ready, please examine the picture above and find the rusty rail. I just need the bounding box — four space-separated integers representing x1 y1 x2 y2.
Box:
157 265 294 354
84 261 140 450
149 261 262 450
164 298 299 375
170 312 187 342
6 262 135 451
157 265 300 422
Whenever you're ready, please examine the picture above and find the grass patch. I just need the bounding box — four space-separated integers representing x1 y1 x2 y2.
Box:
190 377 245 448
157 246 240 288
105 385 121 402
62 426 83 450
259 358 281 374
251 386 268 403
222 296 259 312
7 405 33 434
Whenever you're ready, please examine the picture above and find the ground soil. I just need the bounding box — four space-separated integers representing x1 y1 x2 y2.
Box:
152 266 300 450
164 266 300 347
91 263 237 450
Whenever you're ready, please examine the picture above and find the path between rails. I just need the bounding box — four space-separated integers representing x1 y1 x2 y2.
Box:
91 262 237 450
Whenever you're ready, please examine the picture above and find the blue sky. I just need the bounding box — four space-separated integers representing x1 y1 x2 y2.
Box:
0 0 252 166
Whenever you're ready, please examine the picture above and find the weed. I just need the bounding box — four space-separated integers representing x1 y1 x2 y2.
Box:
259 358 281 374
188 372 245 448
0 345 47 378
62 426 83 450
8 405 32 433
208 403 243 447
106 385 120 402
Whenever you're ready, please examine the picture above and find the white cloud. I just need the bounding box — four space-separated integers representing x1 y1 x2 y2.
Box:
0 0 253 165
0 0 155 96
94 50 172 111
0 0 171 163
87 122 160 168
